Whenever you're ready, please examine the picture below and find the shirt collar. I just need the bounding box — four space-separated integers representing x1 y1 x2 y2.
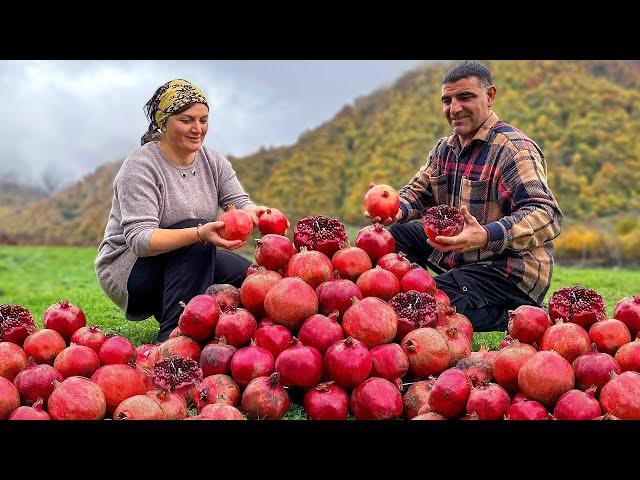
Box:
446 111 500 148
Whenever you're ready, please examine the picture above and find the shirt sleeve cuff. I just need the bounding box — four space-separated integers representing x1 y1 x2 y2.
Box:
484 221 508 253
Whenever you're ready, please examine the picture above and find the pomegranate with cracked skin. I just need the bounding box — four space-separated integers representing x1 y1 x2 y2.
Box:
422 205 464 243
218 205 253 241
43 300 86 341
548 285 606 330
389 291 439 342
152 355 203 405
293 215 349 258
258 208 289 236
331 246 372 282
364 183 400 220
355 224 396 263
613 296 640 336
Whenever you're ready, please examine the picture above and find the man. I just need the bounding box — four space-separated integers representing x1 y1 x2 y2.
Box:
367 61 563 331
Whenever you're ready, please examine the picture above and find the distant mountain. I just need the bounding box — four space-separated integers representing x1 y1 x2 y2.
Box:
2 60 640 247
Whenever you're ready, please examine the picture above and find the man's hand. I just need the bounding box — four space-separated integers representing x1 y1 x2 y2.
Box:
427 205 488 253
364 208 403 226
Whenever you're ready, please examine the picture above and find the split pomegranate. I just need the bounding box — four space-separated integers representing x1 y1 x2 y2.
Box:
303 381 349 420
293 215 349 258
53 345 101 378
204 284 241 312
355 224 396 263
553 386 601 420
70 325 108 354
507 305 551 345
588 319 631 356
152 356 203 404
178 294 220 342
47 376 107 420
9 398 51 420
389 291 439 342
505 399 550 420
23 329 67 366
548 285 606 330
113 394 166 420
429 368 472 418
364 183 400 220
193 374 241 411
230 342 275 387
218 205 253 241
370 343 409 382
599 371 640 420
613 296 640 336
400 265 437 295
258 208 289 236
455 357 493 387
239 267 282 317
350 377 403 420
492 342 537 393
43 300 86 341
158 336 201 362
199 337 237 376
517 350 575 407
0 341 28 381
466 382 511 420
0 304 37 344
298 312 344 355
98 335 137 366
0 376 21 420
254 323 293 359
275 341 323 389
614 339 640 372
342 297 398 348
403 378 436 419
572 343 621 392
240 372 291 420
255 234 296 272
285 248 334 289
214 308 257 348
324 337 372 390
263 277 319 332
540 319 590 363
422 205 464 243
14 362 64 406
331 246 372 282
200 403 245 420
91 364 149 416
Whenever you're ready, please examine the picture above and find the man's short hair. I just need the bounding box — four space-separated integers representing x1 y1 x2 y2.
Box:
443 61 493 89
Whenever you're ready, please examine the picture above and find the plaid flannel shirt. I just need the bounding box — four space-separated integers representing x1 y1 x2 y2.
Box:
397 112 563 304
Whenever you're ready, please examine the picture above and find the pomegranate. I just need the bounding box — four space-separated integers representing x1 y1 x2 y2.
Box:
70 325 108 353
218 205 253 241
53 345 101 378
316 271 363 317
9 398 51 420
377 252 412 281
588 319 631 356
303 381 349 420
355 224 396 263
434 289 451 307
600 371 640 420
239 267 282 317
199 337 237 376
91 364 148 416
23 329 67 365
428 368 472 418
247 263 260 276
275 341 323 389
0 376 21 420
505 400 550 420
241 372 291 420
540 319 590 363
98 335 137 366
370 343 409 381
412 411 447 420
324 337 372 390
614 339 640 372
200 403 245 420
440 327 471 367
466 382 511 420
400 265 437 295
14 362 63 406
492 342 537 393
331 247 372 282
342 297 398 348
455 357 493 387
350 377 403 420
204 283 241 312
48 377 107 420
113 394 166 420
152 356 203 404
214 308 257 347
169 327 183 338
193 374 241 411
553 386 601 420
389 291 439 342
264 277 319 332
258 207 289 236
442 311 474 344
146 389 188 420
178 294 220 341
135 344 162 371
158 336 201 361
499 335 518 350
298 312 344 355
254 323 293 359
572 343 621 393
230 342 275 387
255 234 296 272
364 183 400 220
293 215 349 258
594 413 621 420
507 305 551 345
422 205 464 243
403 379 436 419
285 248 333 289
42 300 86 341
0 341 28 381
548 285 606 330
517 350 575 407
613 296 640 336
355 266 400 301
401 328 450 378
0 304 37 344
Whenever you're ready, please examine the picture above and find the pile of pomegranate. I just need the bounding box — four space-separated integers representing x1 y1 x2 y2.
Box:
2 206 640 420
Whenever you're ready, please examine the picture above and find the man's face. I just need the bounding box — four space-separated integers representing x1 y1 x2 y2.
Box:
441 76 496 143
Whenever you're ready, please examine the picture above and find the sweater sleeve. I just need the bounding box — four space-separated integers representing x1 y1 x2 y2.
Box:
115 159 161 257
215 152 255 210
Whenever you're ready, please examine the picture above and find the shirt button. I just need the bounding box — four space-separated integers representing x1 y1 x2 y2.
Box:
462 286 468 292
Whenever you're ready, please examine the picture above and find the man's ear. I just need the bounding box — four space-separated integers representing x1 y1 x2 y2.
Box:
487 85 497 108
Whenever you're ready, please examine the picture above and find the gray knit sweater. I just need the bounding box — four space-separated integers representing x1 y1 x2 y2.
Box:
94 142 254 319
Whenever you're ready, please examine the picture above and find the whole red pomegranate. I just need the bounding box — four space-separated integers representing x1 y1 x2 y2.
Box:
53 345 101 378
0 376 21 420
258 208 289 236
355 224 396 263
540 319 590 364
614 296 640 336
401 328 450 378
422 205 464 243
0 304 37 344
505 399 550 420
324 337 372 390
553 387 601 420
193 374 241 411
370 343 409 382
507 305 551 345
400 265 437 295
428 368 472 418
255 234 296 272
342 297 398 348
9 398 51 420
517 350 575 407
264 277 319 332
241 372 291 420
442 311 474 344
275 341 323 389
364 183 400 220
70 325 108 354
304 381 349 420
548 285 606 330
492 342 537 393
355 266 400 301
23 329 66 366
411 411 447 420
91 364 149 416
230 342 275 387
113 394 166 420
455 357 493 387
214 308 257 348
402 378 436 419
200 403 245 420
159 336 201 361
285 248 334 289
178 294 220 341
47 376 107 420
13 362 64 406
331 246 372 282
316 271 363 317
389 291 439 342
599 371 640 420
293 215 348 258
204 283 241 312
350 377 403 420
199 337 237 376
98 335 137 366
572 343 621 393
588 319 631 356
0 341 28 381
298 312 344 355
377 252 412 281
218 205 253 241
254 323 293 359
614 339 640 372
146 389 188 420
43 300 86 342
239 267 282 318
466 382 511 420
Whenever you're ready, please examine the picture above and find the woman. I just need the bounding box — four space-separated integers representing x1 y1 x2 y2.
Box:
95 79 273 341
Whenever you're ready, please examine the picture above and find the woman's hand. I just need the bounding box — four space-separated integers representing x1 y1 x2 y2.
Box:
244 204 291 234
198 221 246 250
